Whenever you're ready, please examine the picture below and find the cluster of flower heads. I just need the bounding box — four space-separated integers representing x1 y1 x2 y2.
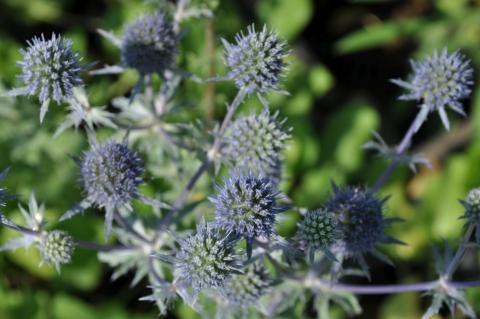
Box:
220 262 272 307
297 184 402 268
391 48 474 130
40 230 75 272
209 171 287 244
5 33 83 122
173 220 241 294
223 109 291 179
121 13 177 75
223 25 289 95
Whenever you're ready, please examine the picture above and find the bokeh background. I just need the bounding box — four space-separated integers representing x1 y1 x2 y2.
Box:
1 0 480 318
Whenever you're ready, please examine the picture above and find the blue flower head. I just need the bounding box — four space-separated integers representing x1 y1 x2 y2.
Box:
220 262 272 307
391 48 474 130
6 34 83 122
209 171 287 242
223 25 289 95
223 109 291 179
81 141 143 209
326 184 402 268
174 221 241 293
121 13 177 75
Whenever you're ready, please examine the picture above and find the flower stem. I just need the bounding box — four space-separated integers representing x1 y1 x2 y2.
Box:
299 277 480 295
74 239 139 252
153 88 247 242
444 223 476 279
372 111 424 192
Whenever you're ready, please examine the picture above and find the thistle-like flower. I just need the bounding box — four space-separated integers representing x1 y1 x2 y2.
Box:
5 33 83 122
209 171 287 245
220 262 272 307
460 188 480 243
174 221 241 293
81 141 144 209
297 208 342 262
326 184 402 270
391 48 473 130
223 109 291 178
223 25 289 95
121 13 177 75
40 230 75 272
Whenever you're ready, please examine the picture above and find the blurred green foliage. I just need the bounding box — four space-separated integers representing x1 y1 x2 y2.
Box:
0 0 480 318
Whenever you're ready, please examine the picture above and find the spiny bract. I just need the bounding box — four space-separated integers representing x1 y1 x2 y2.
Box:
220 262 272 307
223 109 291 178
121 13 177 75
40 230 75 272
326 185 395 257
297 208 342 261
223 25 289 94
174 221 241 293
209 171 286 241
391 48 473 130
15 33 83 105
81 141 144 208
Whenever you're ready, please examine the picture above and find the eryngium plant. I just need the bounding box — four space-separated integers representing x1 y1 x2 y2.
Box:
220 262 272 307
391 48 474 130
40 230 75 272
121 13 177 75
4 33 83 122
1 2 479 318
326 184 402 270
209 171 287 244
222 109 291 177
223 25 289 95
297 208 342 262
173 221 241 294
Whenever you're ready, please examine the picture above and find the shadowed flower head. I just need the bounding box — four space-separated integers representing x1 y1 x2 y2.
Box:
174 221 241 293
297 208 342 262
391 48 473 130
220 262 272 307
223 25 289 95
326 184 402 270
209 171 287 242
223 109 291 178
121 13 177 75
40 230 75 272
81 141 144 208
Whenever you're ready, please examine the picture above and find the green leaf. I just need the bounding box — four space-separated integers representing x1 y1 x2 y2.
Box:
256 0 313 40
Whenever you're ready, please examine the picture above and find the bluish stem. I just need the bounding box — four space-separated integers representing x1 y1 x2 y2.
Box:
372 111 424 192
153 88 247 242
444 223 476 279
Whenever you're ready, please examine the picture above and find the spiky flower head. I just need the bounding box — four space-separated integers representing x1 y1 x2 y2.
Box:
223 109 291 178
326 185 396 258
81 141 143 209
40 230 74 272
121 13 177 75
13 34 82 108
174 221 241 293
297 208 342 262
220 262 272 307
223 25 289 95
209 171 286 241
391 48 473 130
